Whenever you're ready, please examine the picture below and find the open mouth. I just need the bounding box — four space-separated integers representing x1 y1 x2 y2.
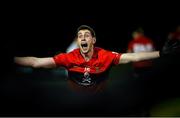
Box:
81 43 88 50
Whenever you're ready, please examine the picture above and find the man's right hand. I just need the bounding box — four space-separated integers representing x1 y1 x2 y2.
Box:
160 38 180 57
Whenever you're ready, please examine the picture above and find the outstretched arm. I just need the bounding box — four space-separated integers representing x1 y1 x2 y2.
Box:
119 51 160 64
119 37 180 64
14 57 56 68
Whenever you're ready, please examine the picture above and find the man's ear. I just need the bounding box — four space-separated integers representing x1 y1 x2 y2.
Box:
93 37 96 44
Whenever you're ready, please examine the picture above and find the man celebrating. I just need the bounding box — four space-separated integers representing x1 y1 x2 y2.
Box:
14 25 179 93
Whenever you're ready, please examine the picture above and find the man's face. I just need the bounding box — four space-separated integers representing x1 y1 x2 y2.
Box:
132 32 143 39
77 29 96 54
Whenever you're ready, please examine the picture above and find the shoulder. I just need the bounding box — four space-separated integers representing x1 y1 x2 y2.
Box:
68 48 80 54
95 47 120 55
128 39 136 45
94 47 109 54
143 36 153 41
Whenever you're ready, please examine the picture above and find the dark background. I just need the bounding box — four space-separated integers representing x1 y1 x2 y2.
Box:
1 2 180 117
3 2 180 56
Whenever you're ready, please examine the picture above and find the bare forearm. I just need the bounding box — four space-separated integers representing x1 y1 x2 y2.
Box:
133 51 160 61
14 56 56 68
120 51 160 64
14 57 56 68
14 57 38 67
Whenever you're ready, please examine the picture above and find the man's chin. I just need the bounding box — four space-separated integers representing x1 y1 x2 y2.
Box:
81 50 89 54
80 49 89 54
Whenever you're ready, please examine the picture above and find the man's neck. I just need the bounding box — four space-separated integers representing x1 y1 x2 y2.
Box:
81 48 94 61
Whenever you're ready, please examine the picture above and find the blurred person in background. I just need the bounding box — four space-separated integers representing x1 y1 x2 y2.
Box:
168 25 180 41
127 27 156 79
66 38 78 53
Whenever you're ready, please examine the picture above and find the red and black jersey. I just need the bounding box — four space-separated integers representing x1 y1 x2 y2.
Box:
53 47 121 93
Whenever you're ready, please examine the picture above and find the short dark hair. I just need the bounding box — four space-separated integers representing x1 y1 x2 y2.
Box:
76 25 96 37
134 27 144 34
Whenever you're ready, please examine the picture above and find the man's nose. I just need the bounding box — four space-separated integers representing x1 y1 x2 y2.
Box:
81 38 86 41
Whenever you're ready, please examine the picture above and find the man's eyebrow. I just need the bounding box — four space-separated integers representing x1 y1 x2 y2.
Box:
78 32 82 35
85 32 91 34
78 31 91 35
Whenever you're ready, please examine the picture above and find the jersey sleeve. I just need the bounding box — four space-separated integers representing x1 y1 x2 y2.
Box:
53 53 70 67
111 51 121 65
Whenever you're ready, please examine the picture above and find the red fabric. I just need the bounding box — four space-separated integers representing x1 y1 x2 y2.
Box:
53 47 121 74
128 36 155 68
170 32 180 40
128 36 155 52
